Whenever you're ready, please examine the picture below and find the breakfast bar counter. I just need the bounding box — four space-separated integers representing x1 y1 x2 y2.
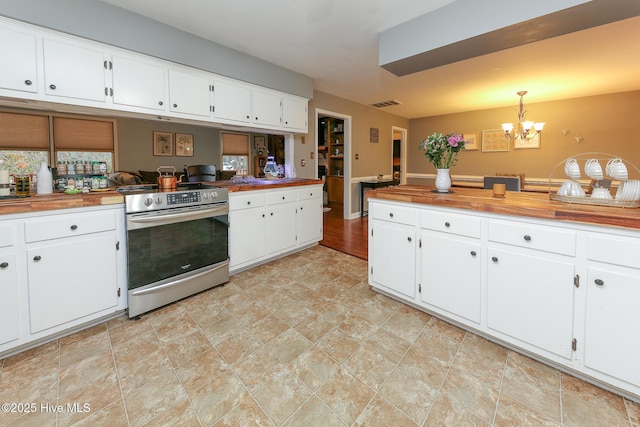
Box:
368 184 640 230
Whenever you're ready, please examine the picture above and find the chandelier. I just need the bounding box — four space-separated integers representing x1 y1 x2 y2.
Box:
501 91 544 140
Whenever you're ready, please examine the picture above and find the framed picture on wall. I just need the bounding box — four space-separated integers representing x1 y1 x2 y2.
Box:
514 134 541 149
463 132 478 150
481 129 509 152
176 133 194 156
153 131 173 156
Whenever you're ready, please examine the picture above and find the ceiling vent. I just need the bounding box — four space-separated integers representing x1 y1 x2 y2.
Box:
370 99 402 108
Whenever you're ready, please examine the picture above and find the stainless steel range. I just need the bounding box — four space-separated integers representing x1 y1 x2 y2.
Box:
119 183 229 317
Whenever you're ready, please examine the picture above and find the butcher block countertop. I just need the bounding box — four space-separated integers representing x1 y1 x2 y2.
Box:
0 178 322 215
368 185 640 230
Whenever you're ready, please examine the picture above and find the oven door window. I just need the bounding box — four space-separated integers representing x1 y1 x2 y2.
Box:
127 215 228 289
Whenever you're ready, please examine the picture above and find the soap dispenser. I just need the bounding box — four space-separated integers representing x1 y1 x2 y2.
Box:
36 162 53 194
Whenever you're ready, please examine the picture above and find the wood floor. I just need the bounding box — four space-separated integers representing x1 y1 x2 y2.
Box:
319 203 368 260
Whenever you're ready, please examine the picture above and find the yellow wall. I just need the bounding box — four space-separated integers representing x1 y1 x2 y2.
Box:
408 91 640 181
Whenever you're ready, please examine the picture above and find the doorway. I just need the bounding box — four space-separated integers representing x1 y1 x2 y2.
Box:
392 126 407 184
315 108 352 219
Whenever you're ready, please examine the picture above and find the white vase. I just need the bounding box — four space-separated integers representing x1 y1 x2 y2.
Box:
435 168 451 192
36 162 53 194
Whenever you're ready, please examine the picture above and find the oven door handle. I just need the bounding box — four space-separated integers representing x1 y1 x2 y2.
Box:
129 260 229 296
127 204 228 229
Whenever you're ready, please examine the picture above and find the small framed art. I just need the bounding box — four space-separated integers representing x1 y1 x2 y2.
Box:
463 133 478 150
176 133 194 157
153 131 173 156
482 129 509 152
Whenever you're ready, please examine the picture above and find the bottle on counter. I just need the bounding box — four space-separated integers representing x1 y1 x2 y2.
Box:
36 162 53 194
67 161 75 175
57 160 67 175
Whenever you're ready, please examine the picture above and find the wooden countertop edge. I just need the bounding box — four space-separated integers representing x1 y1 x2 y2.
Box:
0 179 323 215
368 185 640 230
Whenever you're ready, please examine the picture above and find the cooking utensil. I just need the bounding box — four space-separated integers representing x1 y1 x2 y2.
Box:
157 166 177 191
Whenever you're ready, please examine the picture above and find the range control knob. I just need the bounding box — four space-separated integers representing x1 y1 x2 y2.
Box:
203 192 209 200
211 191 218 199
144 197 154 207
155 196 163 205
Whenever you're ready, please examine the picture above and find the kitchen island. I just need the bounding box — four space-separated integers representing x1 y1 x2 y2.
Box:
367 185 640 402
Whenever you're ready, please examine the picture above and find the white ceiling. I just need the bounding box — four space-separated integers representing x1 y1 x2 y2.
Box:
100 0 640 119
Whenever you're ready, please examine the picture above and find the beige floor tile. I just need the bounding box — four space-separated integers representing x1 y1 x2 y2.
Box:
344 345 396 391
252 367 313 426
213 396 275 427
507 351 560 388
337 312 378 342
294 312 335 343
425 392 491 427
0 371 58 425
352 294 398 325
354 394 418 427
159 329 212 367
232 346 285 393
57 369 122 426
267 328 312 364
379 361 439 424
562 392 631 427
153 310 200 342
175 348 229 394
439 366 500 425
274 298 314 327
111 330 163 367
248 314 291 344
452 333 508 389
144 399 200 427
107 316 154 347
2 409 58 427
317 367 375 425
626 399 640 426
117 347 173 395
365 326 411 364
199 310 245 346
400 347 451 390
288 345 340 391
63 398 128 427
216 328 262 365
382 305 432 344
59 323 108 347
123 370 188 427
58 351 115 397
283 396 346 427
494 393 561 427
316 327 361 363
2 340 58 369
562 373 629 421
59 331 111 369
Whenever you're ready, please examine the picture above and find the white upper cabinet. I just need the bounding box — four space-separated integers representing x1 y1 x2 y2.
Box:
282 96 308 131
252 89 282 127
43 39 107 103
111 54 167 112
168 68 212 117
212 79 252 123
0 26 38 94
0 17 309 133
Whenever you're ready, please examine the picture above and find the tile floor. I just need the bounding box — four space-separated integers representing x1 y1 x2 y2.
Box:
1 246 639 426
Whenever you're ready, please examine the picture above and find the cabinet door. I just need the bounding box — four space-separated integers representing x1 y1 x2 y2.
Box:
26 232 118 334
229 207 266 268
43 39 106 103
168 69 211 117
420 233 482 323
266 202 297 255
584 266 640 386
0 27 38 94
252 90 281 127
0 253 19 346
212 80 251 123
111 54 166 111
487 248 575 359
370 222 416 299
297 197 322 245
282 96 308 131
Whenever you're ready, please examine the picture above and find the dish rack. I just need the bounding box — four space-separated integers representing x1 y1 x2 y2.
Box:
548 152 640 208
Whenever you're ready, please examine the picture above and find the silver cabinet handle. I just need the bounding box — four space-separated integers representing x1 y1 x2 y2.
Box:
0 262 8 268
524 235 532 241
49 84 56 90
491 256 498 262
470 251 477 256
594 279 604 286
33 255 42 262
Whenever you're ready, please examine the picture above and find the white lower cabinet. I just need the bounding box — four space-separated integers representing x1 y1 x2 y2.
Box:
228 184 322 273
487 248 576 359
368 199 640 400
0 205 126 358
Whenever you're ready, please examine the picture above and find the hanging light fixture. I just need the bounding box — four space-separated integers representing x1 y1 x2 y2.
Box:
501 91 544 140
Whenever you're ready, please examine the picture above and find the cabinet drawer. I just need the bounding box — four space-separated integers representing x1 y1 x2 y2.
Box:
420 210 481 238
0 223 14 248
24 210 116 243
267 190 296 205
371 204 415 226
587 233 640 268
297 185 322 201
229 192 266 211
489 220 576 256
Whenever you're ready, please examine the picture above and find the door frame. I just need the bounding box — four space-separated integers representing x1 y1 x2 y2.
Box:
391 126 407 184
315 108 352 219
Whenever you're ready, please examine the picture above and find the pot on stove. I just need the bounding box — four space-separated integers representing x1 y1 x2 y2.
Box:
157 166 178 190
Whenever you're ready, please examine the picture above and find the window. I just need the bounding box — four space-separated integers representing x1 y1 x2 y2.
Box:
0 111 50 176
221 132 249 172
